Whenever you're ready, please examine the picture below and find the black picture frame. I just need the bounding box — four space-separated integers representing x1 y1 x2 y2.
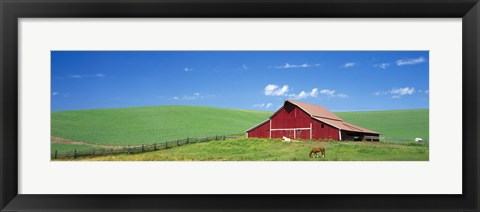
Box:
1 0 479 211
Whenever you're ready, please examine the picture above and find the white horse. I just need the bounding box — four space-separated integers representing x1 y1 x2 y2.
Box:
282 136 291 141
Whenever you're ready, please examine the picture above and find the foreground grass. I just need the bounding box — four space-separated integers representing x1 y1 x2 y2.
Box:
80 138 428 161
52 106 270 146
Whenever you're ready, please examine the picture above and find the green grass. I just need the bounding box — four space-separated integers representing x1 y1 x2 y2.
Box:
83 138 428 161
52 106 271 146
51 143 101 154
336 109 429 139
52 105 429 153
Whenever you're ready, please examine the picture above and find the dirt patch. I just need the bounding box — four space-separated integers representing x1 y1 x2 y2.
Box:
51 136 129 150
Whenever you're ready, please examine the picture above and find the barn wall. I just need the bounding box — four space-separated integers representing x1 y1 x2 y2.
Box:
247 121 270 138
296 128 311 140
271 101 311 129
271 130 293 139
270 129 312 139
312 119 340 140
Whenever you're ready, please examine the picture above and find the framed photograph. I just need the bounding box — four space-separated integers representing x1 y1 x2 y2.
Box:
1 0 479 211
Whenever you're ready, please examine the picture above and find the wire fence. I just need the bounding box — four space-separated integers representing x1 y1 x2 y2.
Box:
52 135 240 160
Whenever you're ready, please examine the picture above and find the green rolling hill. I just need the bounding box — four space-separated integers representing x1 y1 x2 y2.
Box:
335 109 429 139
51 106 428 149
51 106 271 146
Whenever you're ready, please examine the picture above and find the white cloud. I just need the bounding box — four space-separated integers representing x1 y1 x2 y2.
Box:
341 62 355 68
390 87 415 95
289 88 320 100
264 84 289 96
69 73 105 79
265 84 346 100
396 57 426 66
375 87 416 98
275 63 318 69
320 89 336 97
184 67 193 72
172 92 213 101
374 63 390 69
242 64 248 70
288 88 347 99
309 88 319 97
374 90 391 96
253 103 273 108
69 75 83 79
291 91 309 100
52 92 69 97
264 84 277 95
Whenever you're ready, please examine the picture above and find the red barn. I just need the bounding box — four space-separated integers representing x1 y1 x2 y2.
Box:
246 100 379 141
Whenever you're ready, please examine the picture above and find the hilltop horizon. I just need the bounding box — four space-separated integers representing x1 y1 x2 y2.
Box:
51 102 429 113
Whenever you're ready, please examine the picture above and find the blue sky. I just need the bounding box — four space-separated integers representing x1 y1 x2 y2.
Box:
51 51 429 112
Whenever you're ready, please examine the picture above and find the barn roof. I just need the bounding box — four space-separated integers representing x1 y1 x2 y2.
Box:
287 99 379 134
286 99 343 121
313 117 379 134
245 119 269 132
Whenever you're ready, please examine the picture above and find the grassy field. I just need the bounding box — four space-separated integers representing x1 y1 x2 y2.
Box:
51 143 102 153
81 138 428 161
336 109 429 139
52 105 271 146
51 106 429 160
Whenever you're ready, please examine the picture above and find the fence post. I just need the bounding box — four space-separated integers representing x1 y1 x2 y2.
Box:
187 137 189 143
54 150 57 159
128 147 131 154
93 149 95 155
154 143 157 151
223 135 226 140
177 139 179 146
74 149 77 159
216 135 218 140
142 144 145 152
166 141 168 148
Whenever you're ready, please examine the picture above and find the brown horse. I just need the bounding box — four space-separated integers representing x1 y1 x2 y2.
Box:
309 147 326 158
